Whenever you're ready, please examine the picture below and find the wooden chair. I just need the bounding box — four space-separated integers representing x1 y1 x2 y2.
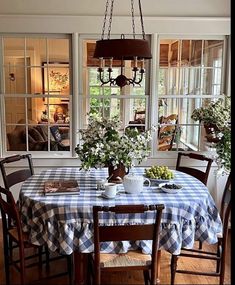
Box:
50 126 70 151
176 152 213 186
158 114 178 151
0 186 46 285
91 204 165 285
0 154 35 258
134 110 145 122
170 173 231 285
0 154 34 191
176 152 214 249
0 154 73 284
128 110 146 132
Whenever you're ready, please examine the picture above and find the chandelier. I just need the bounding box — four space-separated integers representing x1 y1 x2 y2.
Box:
94 0 152 88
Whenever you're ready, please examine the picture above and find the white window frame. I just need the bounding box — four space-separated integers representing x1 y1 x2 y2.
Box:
0 34 73 158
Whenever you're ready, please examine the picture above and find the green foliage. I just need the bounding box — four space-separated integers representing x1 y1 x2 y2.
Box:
215 126 231 172
191 96 231 172
191 98 230 130
75 115 152 170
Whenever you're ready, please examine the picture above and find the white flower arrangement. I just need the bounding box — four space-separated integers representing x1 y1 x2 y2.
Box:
75 115 152 170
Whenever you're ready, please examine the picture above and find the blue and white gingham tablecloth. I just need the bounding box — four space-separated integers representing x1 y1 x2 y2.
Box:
19 167 222 255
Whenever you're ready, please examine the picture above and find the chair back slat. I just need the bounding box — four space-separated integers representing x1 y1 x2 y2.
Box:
5 169 32 189
0 154 34 190
176 152 213 185
99 224 155 242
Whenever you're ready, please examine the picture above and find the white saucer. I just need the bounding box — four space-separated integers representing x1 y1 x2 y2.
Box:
100 193 119 199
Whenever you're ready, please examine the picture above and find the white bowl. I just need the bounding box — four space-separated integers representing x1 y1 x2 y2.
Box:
158 183 182 194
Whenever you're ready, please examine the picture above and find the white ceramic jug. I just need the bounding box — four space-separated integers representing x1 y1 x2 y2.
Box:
123 174 150 194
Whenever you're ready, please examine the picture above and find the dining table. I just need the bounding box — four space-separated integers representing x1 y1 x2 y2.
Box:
19 167 222 285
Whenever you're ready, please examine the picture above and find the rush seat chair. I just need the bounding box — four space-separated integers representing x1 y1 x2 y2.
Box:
91 204 165 285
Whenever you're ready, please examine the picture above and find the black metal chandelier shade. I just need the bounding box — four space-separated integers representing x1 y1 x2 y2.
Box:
94 38 152 60
93 0 152 88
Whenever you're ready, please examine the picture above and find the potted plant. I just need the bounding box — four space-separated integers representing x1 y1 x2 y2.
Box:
191 97 231 173
75 115 152 182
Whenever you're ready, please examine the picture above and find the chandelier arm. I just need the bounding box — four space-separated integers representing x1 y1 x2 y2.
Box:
98 69 114 85
131 68 138 83
131 0 136 39
101 0 110 40
138 0 146 40
132 71 144 85
107 0 115 39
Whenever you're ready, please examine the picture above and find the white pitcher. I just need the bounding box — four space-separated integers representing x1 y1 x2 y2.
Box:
123 174 150 194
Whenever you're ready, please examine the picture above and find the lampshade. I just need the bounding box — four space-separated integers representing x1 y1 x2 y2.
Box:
94 38 152 60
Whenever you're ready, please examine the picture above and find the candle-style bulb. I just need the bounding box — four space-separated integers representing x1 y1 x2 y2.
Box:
99 57 103 68
134 56 138 68
110 57 113 68
141 59 145 69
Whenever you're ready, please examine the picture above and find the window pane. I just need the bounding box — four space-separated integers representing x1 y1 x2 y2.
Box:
158 68 168 95
202 68 222 95
43 63 70 95
191 40 202 66
27 67 44 95
48 38 70 63
181 40 190 66
203 40 224 68
26 38 47 64
6 125 26 151
178 125 200 151
4 64 26 94
5 97 26 124
3 38 25 58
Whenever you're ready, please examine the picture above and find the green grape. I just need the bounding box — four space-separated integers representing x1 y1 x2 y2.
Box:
145 165 174 180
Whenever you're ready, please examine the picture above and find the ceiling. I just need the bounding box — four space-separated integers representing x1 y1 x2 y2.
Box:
0 0 230 17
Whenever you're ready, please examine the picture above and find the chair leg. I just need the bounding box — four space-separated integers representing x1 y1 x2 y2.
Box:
67 254 73 285
3 235 10 285
19 245 26 285
38 246 43 268
216 244 222 273
45 245 50 271
199 240 203 249
219 245 226 285
170 255 178 285
143 269 150 285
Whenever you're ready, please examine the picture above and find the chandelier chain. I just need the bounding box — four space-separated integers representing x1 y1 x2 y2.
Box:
101 0 110 40
138 0 146 40
131 0 136 39
107 0 115 39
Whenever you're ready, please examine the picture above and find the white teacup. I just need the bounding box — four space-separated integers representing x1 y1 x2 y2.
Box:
104 183 118 198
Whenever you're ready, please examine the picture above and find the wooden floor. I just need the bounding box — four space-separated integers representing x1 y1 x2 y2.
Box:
0 220 231 285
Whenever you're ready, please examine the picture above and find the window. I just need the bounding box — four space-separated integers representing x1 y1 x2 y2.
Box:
0 35 72 155
156 38 226 152
81 40 149 131
0 35 228 157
